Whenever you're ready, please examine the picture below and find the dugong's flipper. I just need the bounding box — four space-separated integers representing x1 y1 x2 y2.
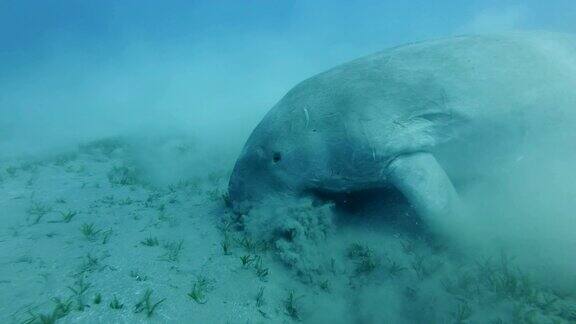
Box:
387 152 464 238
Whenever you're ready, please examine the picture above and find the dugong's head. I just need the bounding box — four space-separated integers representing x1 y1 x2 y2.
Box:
228 109 312 214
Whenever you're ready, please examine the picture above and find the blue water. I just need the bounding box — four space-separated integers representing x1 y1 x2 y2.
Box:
1 2 576 323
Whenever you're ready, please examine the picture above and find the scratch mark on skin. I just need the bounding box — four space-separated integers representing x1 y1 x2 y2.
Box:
393 120 406 128
359 119 377 161
343 120 349 139
303 107 310 129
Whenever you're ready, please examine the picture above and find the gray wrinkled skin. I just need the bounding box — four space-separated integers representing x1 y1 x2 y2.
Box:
229 32 576 234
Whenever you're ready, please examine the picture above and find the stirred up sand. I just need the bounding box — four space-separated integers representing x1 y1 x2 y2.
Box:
1 135 575 324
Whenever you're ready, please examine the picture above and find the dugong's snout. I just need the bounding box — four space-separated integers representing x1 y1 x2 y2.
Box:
227 169 252 214
228 152 267 214
228 146 295 214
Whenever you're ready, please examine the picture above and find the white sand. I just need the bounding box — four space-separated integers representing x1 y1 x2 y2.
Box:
1 136 575 324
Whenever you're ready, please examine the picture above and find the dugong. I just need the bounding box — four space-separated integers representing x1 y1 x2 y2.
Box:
228 32 576 238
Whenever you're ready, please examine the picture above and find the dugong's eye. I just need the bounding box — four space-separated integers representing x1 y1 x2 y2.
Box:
272 152 282 163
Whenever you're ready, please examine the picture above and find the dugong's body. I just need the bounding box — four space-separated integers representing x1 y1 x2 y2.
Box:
229 32 576 236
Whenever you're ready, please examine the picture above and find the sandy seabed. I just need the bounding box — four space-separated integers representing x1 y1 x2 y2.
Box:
1 135 575 324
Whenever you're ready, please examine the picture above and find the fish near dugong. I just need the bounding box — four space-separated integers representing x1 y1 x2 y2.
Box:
228 32 576 239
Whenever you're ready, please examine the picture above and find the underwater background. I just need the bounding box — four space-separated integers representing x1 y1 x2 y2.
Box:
1 1 576 323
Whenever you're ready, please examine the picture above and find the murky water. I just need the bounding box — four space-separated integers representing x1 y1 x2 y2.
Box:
1 2 576 323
